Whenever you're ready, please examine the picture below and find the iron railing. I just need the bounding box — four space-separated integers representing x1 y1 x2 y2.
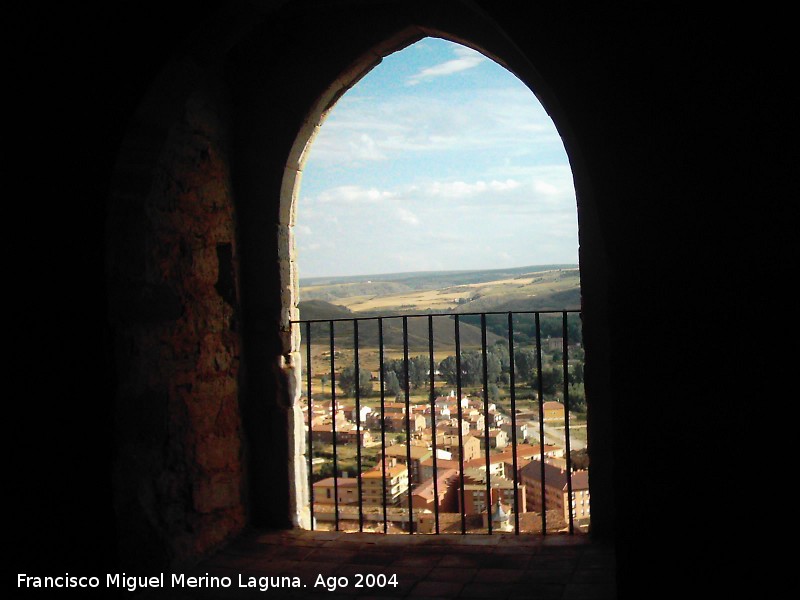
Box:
294 310 585 535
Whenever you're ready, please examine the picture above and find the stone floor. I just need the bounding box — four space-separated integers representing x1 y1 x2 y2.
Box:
138 529 617 599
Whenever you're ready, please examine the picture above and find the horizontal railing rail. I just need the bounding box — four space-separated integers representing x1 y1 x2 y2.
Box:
296 308 577 324
293 309 585 535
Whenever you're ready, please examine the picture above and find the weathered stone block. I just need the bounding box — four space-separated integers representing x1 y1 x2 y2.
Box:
192 473 241 514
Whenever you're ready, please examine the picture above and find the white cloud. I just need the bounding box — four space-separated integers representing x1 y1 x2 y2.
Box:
533 180 559 196
406 46 486 85
347 133 387 161
423 179 522 199
316 185 395 204
496 251 513 262
396 206 420 226
307 89 564 170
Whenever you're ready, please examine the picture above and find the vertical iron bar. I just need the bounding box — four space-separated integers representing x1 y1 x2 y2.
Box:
562 311 574 534
329 321 339 531
378 318 387 533
354 319 363 532
535 313 547 534
306 321 314 530
481 314 492 534
428 315 439 534
455 315 466 534
507 313 520 534
402 316 414 533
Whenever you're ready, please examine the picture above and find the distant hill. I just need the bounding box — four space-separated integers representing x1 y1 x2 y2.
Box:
297 300 502 350
300 264 580 316
301 263 576 286
295 299 355 321
299 281 413 303
299 264 577 303
459 287 581 313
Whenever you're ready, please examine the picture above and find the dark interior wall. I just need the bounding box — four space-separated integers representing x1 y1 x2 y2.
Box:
9 2 261 574
9 0 772 596
106 53 245 569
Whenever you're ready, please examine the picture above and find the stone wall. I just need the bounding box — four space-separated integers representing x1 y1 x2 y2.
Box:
106 56 245 569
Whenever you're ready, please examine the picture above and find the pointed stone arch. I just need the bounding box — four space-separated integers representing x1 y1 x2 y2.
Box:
106 1 613 566
267 19 601 529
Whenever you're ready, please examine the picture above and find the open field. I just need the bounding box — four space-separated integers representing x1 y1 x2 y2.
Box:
299 264 580 313
297 264 581 353
318 267 580 314
339 287 475 312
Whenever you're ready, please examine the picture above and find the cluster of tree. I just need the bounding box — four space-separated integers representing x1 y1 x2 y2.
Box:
337 357 431 398
336 341 584 400
570 447 590 470
437 343 575 397
438 348 506 387
382 356 429 392
337 365 373 398
568 382 587 413
460 313 583 346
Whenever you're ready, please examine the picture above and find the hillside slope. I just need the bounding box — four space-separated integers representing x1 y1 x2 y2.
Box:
303 266 580 314
299 264 578 304
297 300 502 350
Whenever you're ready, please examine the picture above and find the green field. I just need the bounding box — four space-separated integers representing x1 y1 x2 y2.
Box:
300 264 580 314
298 264 581 352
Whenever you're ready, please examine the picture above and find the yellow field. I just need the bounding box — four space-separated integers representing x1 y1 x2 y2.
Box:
326 268 579 313
336 288 470 312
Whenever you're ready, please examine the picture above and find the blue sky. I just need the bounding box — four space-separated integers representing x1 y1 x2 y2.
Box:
296 38 578 279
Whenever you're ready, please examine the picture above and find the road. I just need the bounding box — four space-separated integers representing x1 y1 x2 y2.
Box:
528 422 586 451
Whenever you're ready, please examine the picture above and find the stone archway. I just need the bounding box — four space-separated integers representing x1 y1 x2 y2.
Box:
105 0 613 568
275 27 597 529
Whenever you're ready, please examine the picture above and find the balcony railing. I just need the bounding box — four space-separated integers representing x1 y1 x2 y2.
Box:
293 310 585 535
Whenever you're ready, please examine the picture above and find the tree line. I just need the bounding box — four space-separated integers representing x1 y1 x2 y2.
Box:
336 341 584 404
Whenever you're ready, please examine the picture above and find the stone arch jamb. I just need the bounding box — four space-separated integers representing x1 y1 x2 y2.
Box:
278 26 427 529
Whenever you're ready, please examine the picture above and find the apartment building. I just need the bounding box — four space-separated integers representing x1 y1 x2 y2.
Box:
459 468 526 516
312 477 359 506
410 468 459 513
361 464 409 507
520 460 590 524
383 444 432 484
310 423 372 445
